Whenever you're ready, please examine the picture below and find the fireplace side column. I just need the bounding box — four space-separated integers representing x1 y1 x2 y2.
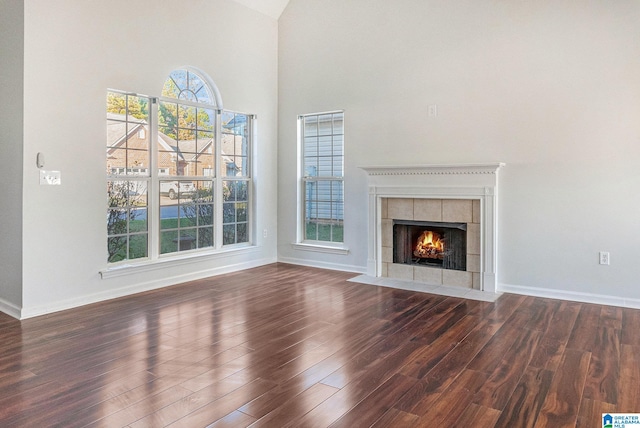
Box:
366 185 379 277
482 186 498 293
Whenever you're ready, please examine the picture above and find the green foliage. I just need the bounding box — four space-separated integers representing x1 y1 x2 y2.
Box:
106 92 148 120
158 102 213 141
107 180 148 263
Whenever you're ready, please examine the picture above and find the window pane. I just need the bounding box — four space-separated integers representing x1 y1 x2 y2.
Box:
236 181 248 201
333 135 343 155
237 223 248 243
107 148 127 175
304 158 318 177
107 236 127 263
129 234 148 259
180 203 197 227
332 156 343 177
304 116 318 137
178 104 196 130
197 109 215 131
198 204 213 225
162 78 180 99
318 115 332 135
318 157 332 176
318 136 332 156
197 131 214 153
333 113 344 134
304 137 318 158
301 112 344 243
179 229 197 251
160 231 178 254
223 203 235 223
129 208 147 232
107 209 127 235
223 224 236 245
305 221 318 241
159 102 178 128
198 226 214 248
237 202 247 222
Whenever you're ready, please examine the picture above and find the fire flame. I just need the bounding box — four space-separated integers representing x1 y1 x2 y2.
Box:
413 230 444 259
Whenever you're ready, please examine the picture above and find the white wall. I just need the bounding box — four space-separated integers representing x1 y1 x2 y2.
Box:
0 0 24 317
20 0 278 317
278 1 640 303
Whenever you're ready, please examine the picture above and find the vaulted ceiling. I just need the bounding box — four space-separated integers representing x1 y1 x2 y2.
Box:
232 0 290 19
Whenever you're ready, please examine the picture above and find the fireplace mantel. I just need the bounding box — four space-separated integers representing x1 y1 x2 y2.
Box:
361 163 505 177
361 163 505 293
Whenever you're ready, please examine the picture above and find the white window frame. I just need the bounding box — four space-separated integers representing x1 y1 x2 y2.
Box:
104 71 255 271
294 110 348 255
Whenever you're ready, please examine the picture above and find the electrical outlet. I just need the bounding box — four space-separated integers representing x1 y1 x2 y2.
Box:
428 104 438 117
40 170 61 185
599 251 610 265
263 229 268 238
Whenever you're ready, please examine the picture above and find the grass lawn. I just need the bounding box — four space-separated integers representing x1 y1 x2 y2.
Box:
305 221 344 242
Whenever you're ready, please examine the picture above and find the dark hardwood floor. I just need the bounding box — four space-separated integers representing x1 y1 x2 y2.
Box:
0 263 636 427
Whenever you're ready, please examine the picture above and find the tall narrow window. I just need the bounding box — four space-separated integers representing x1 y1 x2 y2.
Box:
106 68 253 264
222 112 251 245
300 111 344 244
106 92 150 262
158 70 217 254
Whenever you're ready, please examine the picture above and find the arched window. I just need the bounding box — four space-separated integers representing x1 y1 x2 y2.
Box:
106 68 253 264
161 68 222 108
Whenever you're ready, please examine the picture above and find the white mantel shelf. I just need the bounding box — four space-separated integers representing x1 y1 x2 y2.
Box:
360 163 505 176
360 163 505 293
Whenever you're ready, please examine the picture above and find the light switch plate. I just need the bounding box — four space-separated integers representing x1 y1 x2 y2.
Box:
40 170 61 185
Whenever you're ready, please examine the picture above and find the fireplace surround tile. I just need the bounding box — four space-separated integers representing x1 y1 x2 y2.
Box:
473 273 481 289
414 199 442 222
381 220 393 248
443 270 473 288
473 199 481 223
467 254 481 273
442 199 473 223
414 266 443 285
388 198 414 221
381 246 393 263
388 263 414 281
467 223 481 255
381 197 388 220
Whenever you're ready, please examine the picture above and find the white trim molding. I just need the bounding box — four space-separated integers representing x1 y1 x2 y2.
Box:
360 163 505 293
499 282 640 310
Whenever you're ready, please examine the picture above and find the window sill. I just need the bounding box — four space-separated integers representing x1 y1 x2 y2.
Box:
100 244 256 279
291 242 350 255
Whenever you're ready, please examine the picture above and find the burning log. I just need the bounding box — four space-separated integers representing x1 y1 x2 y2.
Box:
413 230 444 260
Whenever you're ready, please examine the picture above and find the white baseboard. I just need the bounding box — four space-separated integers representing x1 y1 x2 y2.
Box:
498 283 640 309
19 257 276 319
0 297 21 319
277 256 367 275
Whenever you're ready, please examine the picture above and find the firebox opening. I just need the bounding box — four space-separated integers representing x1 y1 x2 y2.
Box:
393 220 467 271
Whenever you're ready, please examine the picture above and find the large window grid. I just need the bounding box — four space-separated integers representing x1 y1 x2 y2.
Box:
300 111 344 244
106 69 253 264
106 93 150 263
157 92 216 254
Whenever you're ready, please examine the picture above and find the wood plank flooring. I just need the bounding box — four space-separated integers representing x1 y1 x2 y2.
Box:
0 263 637 427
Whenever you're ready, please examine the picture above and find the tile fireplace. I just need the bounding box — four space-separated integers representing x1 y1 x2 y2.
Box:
361 164 504 292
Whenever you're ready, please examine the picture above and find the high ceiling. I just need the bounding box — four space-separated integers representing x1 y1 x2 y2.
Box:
232 0 290 19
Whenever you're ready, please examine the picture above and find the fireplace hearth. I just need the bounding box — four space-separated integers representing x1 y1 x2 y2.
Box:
393 220 467 271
